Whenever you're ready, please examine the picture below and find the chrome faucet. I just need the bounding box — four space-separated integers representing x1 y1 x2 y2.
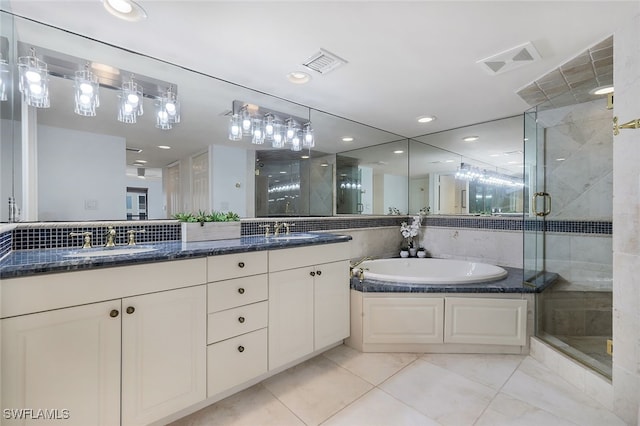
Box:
258 224 271 237
105 226 116 247
283 222 294 235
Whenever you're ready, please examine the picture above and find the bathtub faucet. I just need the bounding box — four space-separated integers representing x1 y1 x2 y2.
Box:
350 257 373 280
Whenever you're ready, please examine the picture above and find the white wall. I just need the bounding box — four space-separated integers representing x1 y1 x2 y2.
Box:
37 125 126 221
210 145 249 216
0 119 16 222
383 173 408 214
612 12 640 424
125 176 165 219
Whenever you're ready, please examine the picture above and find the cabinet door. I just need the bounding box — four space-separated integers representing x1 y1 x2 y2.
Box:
121 286 206 426
268 267 314 371
363 297 444 344
314 260 350 349
2 301 121 426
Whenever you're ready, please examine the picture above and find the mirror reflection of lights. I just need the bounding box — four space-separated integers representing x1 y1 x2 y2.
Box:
268 183 301 193
455 163 523 188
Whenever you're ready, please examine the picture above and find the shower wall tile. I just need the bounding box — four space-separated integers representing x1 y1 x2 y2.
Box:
612 12 640 424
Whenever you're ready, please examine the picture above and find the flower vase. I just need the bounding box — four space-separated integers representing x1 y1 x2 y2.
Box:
409 248 417 257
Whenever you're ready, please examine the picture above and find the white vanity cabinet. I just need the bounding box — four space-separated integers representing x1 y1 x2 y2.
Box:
1 258 208 426
268 243 350 371
206 251 269 397
2 300 122 426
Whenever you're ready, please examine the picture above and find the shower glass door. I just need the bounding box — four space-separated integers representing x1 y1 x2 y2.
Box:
523 107 545 283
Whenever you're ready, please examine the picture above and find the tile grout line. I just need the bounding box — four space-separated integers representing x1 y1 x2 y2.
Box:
258 382 311 426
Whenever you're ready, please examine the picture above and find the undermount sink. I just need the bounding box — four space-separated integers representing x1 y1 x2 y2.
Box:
270 234 319 240
64 246 158 258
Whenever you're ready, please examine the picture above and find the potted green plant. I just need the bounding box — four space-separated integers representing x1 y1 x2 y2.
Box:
174 210 241 242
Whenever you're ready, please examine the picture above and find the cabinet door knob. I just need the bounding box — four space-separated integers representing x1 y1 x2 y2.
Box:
310 271 316 277
316 270 322 276
110 309 119 318
126 306 135 315
238 287 245 294
238 262 245 268
238 316 245 323
237 345 245 353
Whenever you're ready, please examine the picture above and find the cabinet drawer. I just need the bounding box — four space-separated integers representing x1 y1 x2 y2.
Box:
269 242 350 272
207 328 267 397
208 275 268 313
207 251 268 282
208 301 268 344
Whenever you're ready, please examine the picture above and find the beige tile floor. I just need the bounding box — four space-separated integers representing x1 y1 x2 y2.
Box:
170 345 625 426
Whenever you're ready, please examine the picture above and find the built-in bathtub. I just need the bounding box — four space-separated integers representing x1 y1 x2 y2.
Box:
357 258 508 285
347 257 556 354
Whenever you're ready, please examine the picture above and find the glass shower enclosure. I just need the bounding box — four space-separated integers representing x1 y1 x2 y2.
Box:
524 93 614 378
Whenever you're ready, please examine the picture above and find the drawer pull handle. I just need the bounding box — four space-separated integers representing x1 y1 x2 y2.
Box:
310 271 316 277
316 270 322 276
126 306 135 315
110 309 119 318
238 316 245 323
238 288 245 294
237 345 245 353
238 262 245 268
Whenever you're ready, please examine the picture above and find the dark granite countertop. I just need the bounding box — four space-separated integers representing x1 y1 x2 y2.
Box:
0 233 351 279
350 266 557 294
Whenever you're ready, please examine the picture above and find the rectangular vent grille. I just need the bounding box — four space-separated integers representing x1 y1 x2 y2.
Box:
303 48 347 74
477 41 541 76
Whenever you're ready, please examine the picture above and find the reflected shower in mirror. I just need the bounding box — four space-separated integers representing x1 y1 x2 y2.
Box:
410 116 525 216
336 139 409 215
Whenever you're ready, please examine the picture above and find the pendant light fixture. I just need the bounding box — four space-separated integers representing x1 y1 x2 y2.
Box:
118 75 143 124
227 100 316 152
73 63 100 116
17 47 50 108
155 85 180 130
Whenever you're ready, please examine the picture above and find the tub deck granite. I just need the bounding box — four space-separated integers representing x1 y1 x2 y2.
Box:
351 266 557 293
0 233 351 279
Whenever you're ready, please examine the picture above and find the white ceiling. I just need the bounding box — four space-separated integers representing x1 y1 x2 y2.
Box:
4 0 638 166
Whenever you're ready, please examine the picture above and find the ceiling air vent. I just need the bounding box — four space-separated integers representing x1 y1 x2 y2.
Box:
303 48 348 74
126 147 143 153
477 41 541 75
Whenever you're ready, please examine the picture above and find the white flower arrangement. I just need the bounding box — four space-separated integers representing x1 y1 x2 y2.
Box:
400 214 422 248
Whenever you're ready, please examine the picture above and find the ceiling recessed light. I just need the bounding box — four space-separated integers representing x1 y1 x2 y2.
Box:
157 145 171 150
590 85 614 95
342 137 354 142
134 159 147 163
320 163 329 167
279 171 287 174
445 159 454 163
556 158 566 161
489 153 501 157
103 0 147 22
393 150 404 154
417 115 436 123
301 155 310 159
463 136 479 142
287 71 311 84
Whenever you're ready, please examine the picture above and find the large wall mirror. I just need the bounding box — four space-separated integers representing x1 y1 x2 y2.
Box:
1 12 524 223
410 116 524 216
0 12 406 222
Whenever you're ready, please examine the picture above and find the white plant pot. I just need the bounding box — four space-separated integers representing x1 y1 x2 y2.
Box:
417 251 427 258
400 250 409 258
181 221 241 243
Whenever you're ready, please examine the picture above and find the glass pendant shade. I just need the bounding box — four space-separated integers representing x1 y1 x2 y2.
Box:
240 107 252 136
271 122 285 148
302 123 314 148
18 49 50 108
74 68 100 116
118 78 143 124
155 86 180 130
251 118 265 144
264 114 275 140
290 133 302 151
0 58 9 102
228 114 242 141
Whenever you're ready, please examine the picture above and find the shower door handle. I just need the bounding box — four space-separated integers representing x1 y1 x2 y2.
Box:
532 192 551 217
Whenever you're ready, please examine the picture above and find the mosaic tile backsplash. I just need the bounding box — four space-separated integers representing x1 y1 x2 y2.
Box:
5 215 611 251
